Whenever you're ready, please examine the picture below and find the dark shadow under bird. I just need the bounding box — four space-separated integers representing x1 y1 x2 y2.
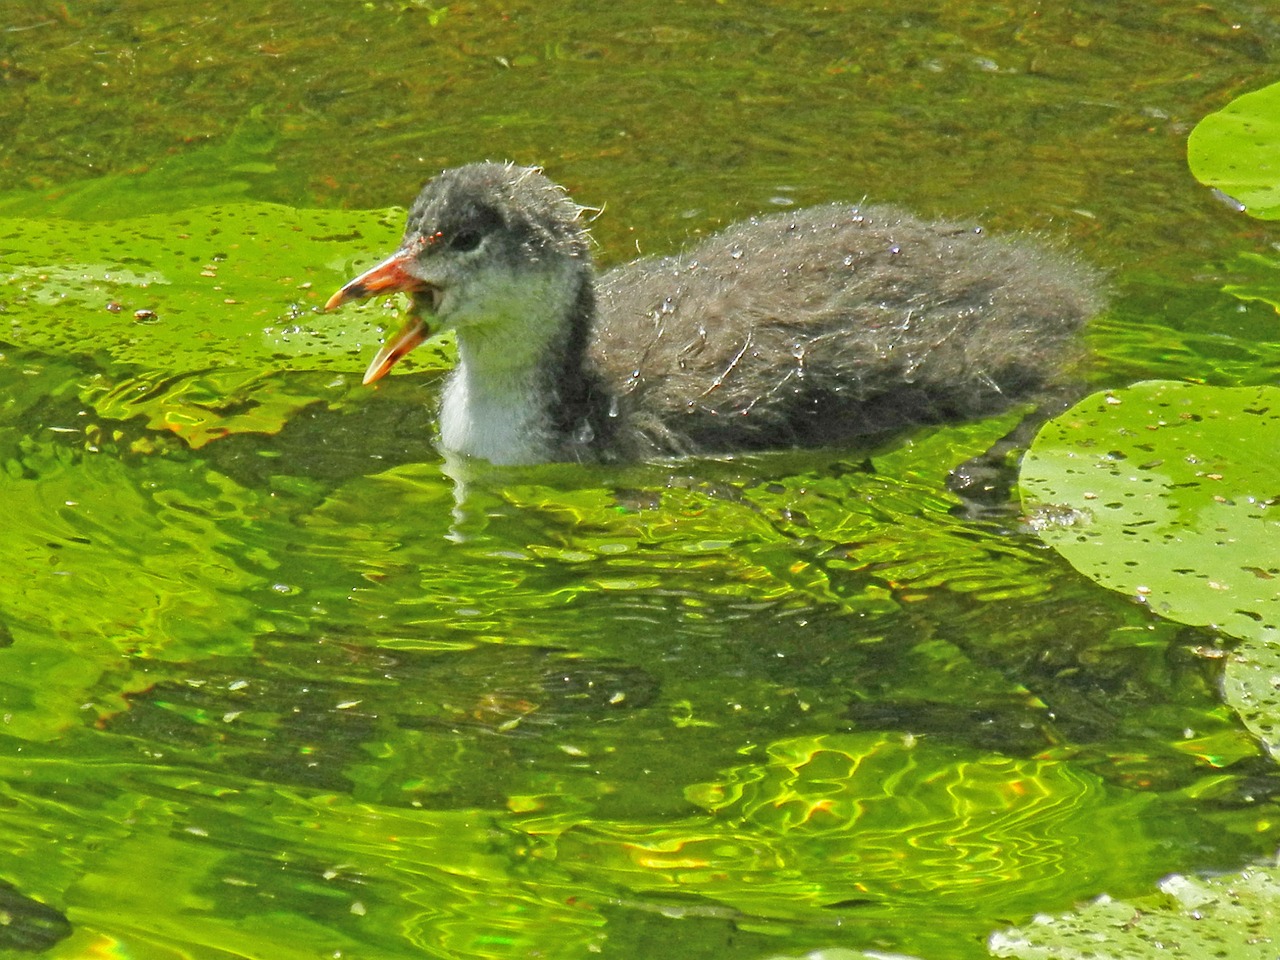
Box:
326 162 1103 466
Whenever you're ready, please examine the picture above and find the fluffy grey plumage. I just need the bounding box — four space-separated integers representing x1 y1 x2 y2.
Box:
326 162 1103 465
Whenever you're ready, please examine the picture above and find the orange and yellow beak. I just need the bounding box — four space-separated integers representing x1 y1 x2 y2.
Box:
325 249 436 385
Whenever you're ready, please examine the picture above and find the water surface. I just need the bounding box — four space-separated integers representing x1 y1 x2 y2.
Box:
1 3 1278 959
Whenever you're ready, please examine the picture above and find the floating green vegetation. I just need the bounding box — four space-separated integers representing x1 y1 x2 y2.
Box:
1188 79 1280 316
1014 370 1280 959
1020 380 1280 756
992 861 1280 960
1188 79 1280 220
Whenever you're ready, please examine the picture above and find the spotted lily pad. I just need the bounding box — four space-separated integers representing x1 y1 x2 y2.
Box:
1185 82 1280 314
1019 380 1280 754
1020 381 1279 643
0 203 441 444
1188 79 1280 219
990 862 1280 960
0 203 404 371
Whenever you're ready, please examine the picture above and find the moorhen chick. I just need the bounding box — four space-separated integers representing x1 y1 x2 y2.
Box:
326 162 1102 466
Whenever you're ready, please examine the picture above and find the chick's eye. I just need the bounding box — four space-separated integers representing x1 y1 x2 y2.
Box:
449 229 483 252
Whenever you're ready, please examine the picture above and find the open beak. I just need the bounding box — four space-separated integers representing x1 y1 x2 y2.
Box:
325 248 437 385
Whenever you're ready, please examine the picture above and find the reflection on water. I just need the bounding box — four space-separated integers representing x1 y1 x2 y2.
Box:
0 338 1276 960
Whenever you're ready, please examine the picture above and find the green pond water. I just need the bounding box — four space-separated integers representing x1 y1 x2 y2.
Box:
1 3 1278 959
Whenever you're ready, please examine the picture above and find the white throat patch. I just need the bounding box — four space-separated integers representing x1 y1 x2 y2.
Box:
436 262 583 464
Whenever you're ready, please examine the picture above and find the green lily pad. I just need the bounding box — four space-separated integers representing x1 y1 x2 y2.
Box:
1188 80 1280 219
0 203 405 372
0 108 440 446
1019 380 1280 754
990 861 1280 960
1020 381 1279 643
0 202 451 445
